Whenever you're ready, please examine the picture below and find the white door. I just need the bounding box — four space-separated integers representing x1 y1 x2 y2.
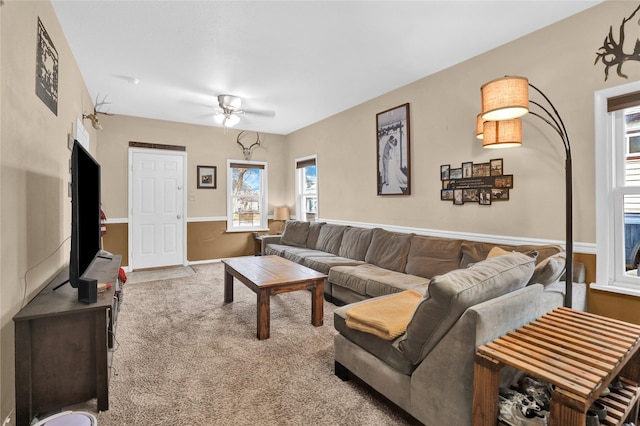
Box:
129 149 186 270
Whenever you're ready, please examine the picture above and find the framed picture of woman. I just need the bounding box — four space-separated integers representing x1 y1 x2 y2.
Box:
376 103 411 195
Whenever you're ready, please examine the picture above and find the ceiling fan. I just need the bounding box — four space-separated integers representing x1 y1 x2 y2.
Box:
213 94 275 128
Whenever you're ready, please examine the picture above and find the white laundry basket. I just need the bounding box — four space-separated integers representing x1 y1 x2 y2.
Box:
32 411 97 426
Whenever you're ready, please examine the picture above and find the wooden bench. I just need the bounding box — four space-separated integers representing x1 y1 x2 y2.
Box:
472 307 640 426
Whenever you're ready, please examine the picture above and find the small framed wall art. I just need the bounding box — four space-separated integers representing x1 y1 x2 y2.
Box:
197 165 217 189
376 103 411 195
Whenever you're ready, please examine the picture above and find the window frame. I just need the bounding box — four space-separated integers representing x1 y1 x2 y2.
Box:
226 159 268 232
294 155 318 222
594 80 640 296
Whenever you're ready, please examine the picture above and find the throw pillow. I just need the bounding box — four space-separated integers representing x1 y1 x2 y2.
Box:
398 251 536 365
487 246 510 259
280 221 310 248
528 251 566 286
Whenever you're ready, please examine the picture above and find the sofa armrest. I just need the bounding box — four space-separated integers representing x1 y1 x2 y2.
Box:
408 284 561 425
260 235 283 255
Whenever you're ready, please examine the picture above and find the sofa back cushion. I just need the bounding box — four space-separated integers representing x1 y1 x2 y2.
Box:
339 227 375 261
306 222 326 249
364 228 413 273
460 241 562 268
405 236 463 278
398 251 536 365
315 224 347 255
280 220 310 248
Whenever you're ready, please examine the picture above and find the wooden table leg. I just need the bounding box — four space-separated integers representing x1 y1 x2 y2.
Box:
311 280 324 327
224 268 234 303
257 288 270 340
472 353 502 426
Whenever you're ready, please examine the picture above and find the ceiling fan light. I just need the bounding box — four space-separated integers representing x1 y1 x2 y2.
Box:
481 76 529 121
225 114 240 127
218 94 242 111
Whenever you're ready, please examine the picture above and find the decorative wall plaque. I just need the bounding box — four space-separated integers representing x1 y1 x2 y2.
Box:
440 158 513 205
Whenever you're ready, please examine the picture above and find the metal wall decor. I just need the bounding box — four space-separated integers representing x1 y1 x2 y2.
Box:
440 158 513 205
595 3 640 81
35 18 58 115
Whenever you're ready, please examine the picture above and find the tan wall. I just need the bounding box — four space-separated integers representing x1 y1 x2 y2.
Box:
102 223 128 267
285 1 640 319
286 1 639 245
589 290 640 325
0 0 96 420
96 114 288 220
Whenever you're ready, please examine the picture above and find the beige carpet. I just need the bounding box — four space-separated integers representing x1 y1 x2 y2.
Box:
92 262 416 425
125 265 195 284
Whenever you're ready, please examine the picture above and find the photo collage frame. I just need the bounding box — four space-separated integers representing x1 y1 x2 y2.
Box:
440 158 513 205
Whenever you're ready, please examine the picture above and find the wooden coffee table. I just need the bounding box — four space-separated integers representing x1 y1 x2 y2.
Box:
221 255 327 340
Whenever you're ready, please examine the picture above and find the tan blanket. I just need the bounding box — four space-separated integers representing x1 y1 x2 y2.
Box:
345 289 422 340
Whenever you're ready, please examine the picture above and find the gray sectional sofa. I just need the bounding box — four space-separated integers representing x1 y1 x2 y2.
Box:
262 220 585 425
262 221 582 306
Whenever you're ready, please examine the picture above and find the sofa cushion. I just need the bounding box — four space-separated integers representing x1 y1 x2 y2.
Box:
334 299 416 375
264 243 288 256
302 256 365 275
339 227 375 261
460 241 562 268
315 224 347 255
280 221 310 248
529 251 566 286
306 222 326 249
398 251 536 365
329 263 430 300
364 228 413 272
405 236 463 278
328 265 369 296
282 248 335 264
366 271 430 298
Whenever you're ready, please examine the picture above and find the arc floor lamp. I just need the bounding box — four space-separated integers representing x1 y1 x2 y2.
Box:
477 76 573 308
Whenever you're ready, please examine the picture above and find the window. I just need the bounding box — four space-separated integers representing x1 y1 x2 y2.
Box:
295 156 318 222
595 83 640 294
226 160 268 232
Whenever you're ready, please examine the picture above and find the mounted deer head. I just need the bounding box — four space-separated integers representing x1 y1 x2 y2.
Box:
83 94 112 131
236 131 261 160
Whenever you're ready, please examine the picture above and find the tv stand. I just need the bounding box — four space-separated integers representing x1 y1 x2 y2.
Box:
13 254 122 426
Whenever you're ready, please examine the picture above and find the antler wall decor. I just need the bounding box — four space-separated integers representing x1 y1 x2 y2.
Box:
83 94 112 131
594 3 640 81
236 131 261 160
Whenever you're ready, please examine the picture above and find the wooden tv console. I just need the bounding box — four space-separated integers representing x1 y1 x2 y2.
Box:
13 254 122 426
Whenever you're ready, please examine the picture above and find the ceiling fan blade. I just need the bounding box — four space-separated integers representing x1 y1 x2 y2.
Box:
242 108 276 118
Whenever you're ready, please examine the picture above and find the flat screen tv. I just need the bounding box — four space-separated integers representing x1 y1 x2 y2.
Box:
68 140 101 288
